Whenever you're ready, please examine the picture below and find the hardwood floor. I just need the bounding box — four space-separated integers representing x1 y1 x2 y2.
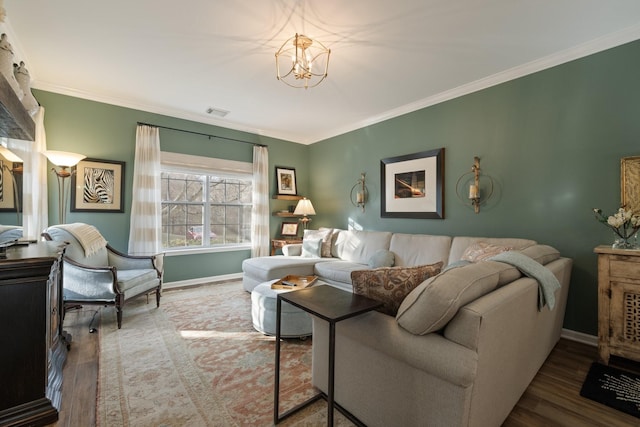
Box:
52 307 640 426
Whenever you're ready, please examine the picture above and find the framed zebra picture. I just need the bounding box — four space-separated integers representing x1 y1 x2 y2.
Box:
70 158 125 213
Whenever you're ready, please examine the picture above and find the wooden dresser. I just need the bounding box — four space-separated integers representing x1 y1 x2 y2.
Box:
0 241 67 426
594 245 640 365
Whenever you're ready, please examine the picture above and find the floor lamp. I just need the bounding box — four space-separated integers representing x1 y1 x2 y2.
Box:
0 146 23 225
43 150 86 224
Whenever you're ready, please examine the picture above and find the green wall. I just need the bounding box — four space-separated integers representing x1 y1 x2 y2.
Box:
21 38 640 334
32 90 309 283
308 39 640 336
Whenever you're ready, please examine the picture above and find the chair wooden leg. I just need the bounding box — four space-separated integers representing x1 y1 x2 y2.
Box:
116 307 122 329
156 288 161 307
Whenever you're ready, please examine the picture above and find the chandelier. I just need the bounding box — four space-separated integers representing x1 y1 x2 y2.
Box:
275 33 330 89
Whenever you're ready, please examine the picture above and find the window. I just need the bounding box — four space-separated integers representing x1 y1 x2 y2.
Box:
160 152 252 251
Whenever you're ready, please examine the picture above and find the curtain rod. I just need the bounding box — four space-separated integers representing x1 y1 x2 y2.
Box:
136 122 267 147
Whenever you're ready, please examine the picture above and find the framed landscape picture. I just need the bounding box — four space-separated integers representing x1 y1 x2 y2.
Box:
276 166 297 196
71 158 125 213
380 148 444 219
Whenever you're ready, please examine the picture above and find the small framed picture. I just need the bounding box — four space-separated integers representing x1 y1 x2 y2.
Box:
280 221 299 237
276 166 297 195
71 158 125 213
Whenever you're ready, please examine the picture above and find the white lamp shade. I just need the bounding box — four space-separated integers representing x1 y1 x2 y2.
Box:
0 146 23 163
293 198 316 216
43 150 86 167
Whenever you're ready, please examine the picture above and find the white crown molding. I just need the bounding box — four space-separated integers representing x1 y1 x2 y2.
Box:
30 23 640 146
306 23 640 145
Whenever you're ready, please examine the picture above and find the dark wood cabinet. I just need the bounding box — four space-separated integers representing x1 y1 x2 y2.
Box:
0 241 67 426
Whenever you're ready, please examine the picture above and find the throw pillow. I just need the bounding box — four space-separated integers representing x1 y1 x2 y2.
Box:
396 261 516 335
351 262 443 316
367 249 395 268
304 228 333 258
460 242 512 262
301 238 322 258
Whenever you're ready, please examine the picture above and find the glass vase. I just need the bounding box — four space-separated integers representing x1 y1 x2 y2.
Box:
613 234 638 250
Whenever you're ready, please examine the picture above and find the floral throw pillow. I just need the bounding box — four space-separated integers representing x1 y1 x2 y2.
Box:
351 262 443 316
460 242 512 262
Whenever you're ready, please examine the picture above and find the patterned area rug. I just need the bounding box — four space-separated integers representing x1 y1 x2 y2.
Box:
97 281 352 426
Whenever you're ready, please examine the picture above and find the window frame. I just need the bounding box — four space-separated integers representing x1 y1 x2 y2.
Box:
160 151 253 255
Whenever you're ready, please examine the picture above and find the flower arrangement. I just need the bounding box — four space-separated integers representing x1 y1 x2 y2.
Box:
593 206 640 249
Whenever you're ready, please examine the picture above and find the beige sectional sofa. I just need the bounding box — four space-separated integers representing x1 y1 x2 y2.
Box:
241 229 572 426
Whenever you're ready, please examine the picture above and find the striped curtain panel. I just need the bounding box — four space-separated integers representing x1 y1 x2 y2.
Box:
128 125 162 260
251 145 270 257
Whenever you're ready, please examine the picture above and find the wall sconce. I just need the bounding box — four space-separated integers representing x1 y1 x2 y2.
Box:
350 172 368 212
43 150 86 224
455 156 494 214
293 197 316 229
0 146 23 224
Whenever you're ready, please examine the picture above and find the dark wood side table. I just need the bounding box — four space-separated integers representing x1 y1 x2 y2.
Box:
271 238 303 255
274 285 382 426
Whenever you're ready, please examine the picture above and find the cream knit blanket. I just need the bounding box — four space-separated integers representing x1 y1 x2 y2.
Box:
57 223 108 257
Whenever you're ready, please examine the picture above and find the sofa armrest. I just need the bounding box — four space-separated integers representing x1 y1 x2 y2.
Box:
282 243 302 256
316 311 478 387
107 244 159 274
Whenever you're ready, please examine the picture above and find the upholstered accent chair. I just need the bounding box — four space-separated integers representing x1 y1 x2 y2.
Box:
42 223 162 329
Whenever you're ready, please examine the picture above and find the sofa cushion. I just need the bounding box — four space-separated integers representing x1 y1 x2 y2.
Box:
332 230 393 264
305 228 333 257
368 249 395 268
390 233 453 267
449 237 536 263
352 262 443 316
460 242 512 262
396 261 517 334
314 261 366 284
301 238 322 258
242 256 328 282
518 244 560 265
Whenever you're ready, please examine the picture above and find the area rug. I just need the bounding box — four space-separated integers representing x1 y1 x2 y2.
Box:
97 281 351 426
580 362 640 419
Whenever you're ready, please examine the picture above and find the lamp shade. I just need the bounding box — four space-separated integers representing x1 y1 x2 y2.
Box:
43 150 86 167
293 198 316 216
0 146 23 163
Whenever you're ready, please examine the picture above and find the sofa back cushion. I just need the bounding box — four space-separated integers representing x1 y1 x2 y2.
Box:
396 261 521 335
332 230 393 264
390 233 452 267
448 237 536 264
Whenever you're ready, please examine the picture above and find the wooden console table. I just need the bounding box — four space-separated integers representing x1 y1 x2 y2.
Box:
594 245 640 364
271 238 302 256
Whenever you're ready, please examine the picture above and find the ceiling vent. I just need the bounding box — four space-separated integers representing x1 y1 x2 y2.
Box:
206 107 229 118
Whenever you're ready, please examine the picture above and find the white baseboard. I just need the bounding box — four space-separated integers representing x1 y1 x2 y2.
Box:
163 272 243 290
561 328 597 347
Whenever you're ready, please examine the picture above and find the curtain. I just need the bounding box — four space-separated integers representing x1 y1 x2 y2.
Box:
6 106 48 239
128 125 162 259
251 145 269 257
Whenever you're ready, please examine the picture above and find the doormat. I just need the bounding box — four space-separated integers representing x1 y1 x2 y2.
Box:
580 362 640 419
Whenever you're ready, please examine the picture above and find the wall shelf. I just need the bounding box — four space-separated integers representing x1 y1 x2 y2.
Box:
273 211 298 217
273 195 303 201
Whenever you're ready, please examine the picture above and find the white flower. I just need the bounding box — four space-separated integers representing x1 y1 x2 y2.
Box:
608 216 624 228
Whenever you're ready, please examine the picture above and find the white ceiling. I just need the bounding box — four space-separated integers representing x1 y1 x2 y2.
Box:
4 1 640 144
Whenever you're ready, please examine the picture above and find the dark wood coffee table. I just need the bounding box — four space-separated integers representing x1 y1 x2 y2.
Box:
274 284 382 426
